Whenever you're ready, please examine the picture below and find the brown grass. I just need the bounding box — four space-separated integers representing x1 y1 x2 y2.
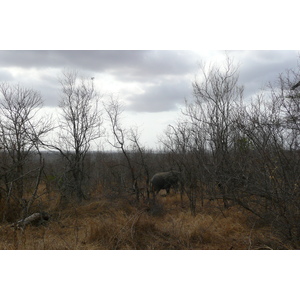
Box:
0 192 290 250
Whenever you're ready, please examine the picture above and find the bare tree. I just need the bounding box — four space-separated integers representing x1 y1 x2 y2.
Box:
128 127 152 201
50 70 103 203
104 97 150 203
0 83 52 220
163 56 244 212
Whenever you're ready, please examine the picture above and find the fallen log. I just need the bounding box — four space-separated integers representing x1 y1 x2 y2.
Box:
12 212 50 228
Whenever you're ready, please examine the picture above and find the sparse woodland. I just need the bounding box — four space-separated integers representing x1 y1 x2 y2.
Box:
1 59 300 250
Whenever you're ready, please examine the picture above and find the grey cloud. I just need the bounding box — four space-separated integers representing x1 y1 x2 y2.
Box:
0 66 59 106
0 50 198 108
120 50 300 113
39 83 60 107
0 50 139 70
0 69 14 81
0 51 61 69
0 50 198 82
1 50 299 110
109 51 198 82
238 50 299 98
126 79 191 113
13 70 60 107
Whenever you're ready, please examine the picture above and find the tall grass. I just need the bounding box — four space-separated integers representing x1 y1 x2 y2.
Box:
0 192 290 250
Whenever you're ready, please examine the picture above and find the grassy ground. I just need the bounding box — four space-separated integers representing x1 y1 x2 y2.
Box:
0 192 289 250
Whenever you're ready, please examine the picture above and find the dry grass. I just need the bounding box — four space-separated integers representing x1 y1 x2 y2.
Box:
0 192 290 250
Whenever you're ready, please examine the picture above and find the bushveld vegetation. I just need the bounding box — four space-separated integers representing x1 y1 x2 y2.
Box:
1 57 300 250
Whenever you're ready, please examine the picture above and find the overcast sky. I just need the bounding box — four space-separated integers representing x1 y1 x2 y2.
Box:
2 1 299 293
0 50 299 149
